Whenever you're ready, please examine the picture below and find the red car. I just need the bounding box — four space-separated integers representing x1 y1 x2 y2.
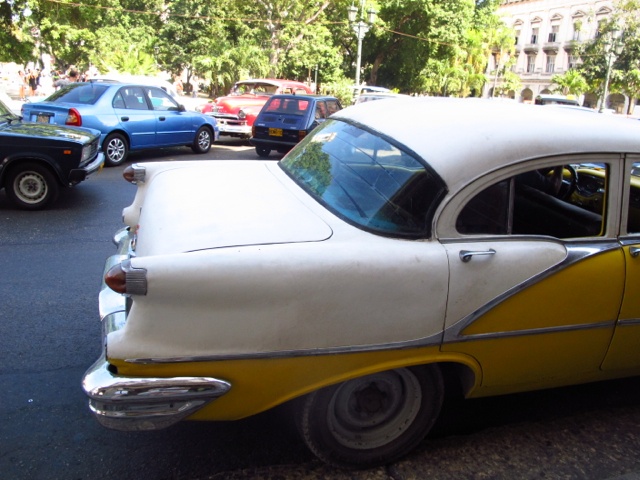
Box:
201 79 313 138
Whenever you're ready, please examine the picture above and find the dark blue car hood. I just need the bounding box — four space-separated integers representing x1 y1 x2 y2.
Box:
1 119 99 144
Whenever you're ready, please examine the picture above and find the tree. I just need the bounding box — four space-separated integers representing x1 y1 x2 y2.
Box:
360 0 475 93
578 0 640 112
0 0 35 64
551 69 588 96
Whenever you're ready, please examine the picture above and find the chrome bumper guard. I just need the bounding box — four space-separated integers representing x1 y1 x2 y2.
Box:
82 353 231 431
82 227 231 431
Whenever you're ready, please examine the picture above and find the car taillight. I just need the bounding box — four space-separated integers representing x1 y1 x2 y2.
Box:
105 260 147 295
299 131 307 141
123 164 146 184
65 108 82 126
251 125 255 137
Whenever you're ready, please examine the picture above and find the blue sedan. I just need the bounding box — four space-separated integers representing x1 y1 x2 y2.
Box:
21 82 219 166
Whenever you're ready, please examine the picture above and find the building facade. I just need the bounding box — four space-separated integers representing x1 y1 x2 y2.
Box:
490 0 630 112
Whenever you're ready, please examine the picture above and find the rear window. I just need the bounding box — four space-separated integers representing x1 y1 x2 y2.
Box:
263 97 309 115
46 83 109 105
280 119 446 238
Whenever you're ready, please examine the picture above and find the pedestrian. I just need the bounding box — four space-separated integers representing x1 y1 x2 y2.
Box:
27 69 38 96
190 76 199 98
175 77 183 96
54 74 69 90
18 70 27 100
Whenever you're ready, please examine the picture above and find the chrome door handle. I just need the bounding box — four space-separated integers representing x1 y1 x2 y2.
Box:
631 247 640 258
460 249 496 263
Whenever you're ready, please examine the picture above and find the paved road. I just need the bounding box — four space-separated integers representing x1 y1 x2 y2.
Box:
1 140 640 480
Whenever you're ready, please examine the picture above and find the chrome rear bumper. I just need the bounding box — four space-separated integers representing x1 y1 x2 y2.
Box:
82 227 231 431
82 352 231 431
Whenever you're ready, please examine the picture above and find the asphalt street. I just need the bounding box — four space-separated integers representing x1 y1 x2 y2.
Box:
1 137 640 480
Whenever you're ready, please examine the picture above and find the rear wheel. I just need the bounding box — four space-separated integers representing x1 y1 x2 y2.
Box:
6 162 59 210
256 147 271 158
103 133 128 167
297 365 444 469
191 126 212 154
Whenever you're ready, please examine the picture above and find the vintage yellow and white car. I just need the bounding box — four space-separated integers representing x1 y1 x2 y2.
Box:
82 98 640 469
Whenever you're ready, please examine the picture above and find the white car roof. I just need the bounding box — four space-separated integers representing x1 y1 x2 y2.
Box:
334 97 640 192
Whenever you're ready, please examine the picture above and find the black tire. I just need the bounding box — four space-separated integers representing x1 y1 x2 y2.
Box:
256 147 271 158
191 126 212 154
5 162 60 210
103 133 128 167
297 365 444 469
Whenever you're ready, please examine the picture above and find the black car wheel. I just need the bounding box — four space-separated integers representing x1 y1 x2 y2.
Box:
297 365 444 469
256 147 271 158
103 133 128 167
6 162 59 210
191 126 212 154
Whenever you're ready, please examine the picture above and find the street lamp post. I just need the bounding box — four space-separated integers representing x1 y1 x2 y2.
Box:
599 30 623 113
347 1 376 89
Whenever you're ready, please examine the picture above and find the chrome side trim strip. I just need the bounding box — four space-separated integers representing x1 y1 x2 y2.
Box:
443 240 620 343
443 320 613 344
123 331 444 364
618 318 640 327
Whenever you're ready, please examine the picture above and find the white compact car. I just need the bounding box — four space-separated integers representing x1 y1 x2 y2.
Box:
83 97 640 469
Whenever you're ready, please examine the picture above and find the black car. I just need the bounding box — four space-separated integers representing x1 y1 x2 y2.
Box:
0 98 104 210
250 94 342 158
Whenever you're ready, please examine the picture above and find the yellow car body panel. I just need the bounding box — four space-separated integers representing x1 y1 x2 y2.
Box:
461 249 624 335
110 346 481 421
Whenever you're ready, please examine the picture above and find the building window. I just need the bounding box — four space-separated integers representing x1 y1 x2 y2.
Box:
568 55 579 69
527 55 536 73
515 30 521 45
548 25 559 42
573 23 582 41
546 55 556 73
531 27 539 44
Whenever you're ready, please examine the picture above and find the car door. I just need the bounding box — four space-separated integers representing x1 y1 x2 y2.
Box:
145 87 193 146
437 155 626 391
601 155 640 371
112 86 157 149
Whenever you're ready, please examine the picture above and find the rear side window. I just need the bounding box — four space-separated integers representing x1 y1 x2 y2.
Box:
280 119 446 238
457 163 607 239
47 83 109 104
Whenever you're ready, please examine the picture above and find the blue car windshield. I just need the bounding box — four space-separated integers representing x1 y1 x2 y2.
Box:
279 119 446 238
46 83 109 105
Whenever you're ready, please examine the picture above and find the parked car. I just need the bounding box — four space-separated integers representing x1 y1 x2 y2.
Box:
250 94 342 158
201 79 313 138
89 75 181 100
82 97 640 469
20 82 219 166
355 92 409 104
351 85 391 103
534 94 581 106
0 97 103 209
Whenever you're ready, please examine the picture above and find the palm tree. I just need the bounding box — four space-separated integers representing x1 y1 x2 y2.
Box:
551 69 588 96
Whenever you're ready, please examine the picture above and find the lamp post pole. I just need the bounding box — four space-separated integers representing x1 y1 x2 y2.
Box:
348 2 376 89
599 30 623 113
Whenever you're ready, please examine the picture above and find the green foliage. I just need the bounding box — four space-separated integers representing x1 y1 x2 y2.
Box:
319 77 354 106
577 0 640 108
99 46 158 75
551 69 588 96
3 0 508 99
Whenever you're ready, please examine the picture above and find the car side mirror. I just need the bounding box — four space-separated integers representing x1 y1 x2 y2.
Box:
178 104 186 112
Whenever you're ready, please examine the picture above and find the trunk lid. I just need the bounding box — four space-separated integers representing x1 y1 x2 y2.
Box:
134 162 332 256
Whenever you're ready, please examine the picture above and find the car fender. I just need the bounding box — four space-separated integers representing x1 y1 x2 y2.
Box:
0 152 65 186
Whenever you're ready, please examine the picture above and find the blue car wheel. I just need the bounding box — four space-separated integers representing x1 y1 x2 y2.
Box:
104 133 128 167
191 126 212 154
